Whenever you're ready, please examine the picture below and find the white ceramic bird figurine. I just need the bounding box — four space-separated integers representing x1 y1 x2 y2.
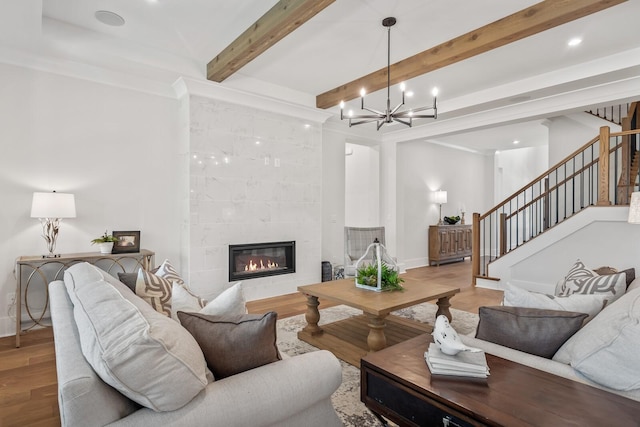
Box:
432 315 481 355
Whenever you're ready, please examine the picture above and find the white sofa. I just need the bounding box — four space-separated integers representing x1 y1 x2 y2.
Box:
49 263 343 427
460 285 640 403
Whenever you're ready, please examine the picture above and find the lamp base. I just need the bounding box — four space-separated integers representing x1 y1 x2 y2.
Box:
42 253 61 259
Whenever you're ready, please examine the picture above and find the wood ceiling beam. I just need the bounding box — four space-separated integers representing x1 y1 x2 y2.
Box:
207 0 335 83
316 0 627 109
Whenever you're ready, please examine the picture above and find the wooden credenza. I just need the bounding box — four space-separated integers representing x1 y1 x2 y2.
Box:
428 224 472 266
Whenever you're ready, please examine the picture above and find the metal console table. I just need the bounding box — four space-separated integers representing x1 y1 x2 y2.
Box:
14 249 155 347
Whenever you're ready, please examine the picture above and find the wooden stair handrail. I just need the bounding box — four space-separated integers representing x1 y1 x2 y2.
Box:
472 126 640 283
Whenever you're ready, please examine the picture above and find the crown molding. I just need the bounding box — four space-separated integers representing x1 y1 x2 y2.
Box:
0 45 177 98
382 48 640 144
173 77 332 124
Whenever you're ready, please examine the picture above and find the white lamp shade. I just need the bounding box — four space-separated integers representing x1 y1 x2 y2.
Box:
31 192 76 219
629 192 640 224
434 190 447 204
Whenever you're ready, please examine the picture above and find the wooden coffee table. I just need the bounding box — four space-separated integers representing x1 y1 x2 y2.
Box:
361 334 640 426
297 277 459 367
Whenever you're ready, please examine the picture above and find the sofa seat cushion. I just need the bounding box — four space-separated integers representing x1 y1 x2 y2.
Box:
553 287 640 391
178 311 281 379
63 262 209 411
476 306 588 358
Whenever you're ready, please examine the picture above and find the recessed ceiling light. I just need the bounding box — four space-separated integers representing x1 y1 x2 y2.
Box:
513 140 520 145
568 37 582 47
95 10 125 27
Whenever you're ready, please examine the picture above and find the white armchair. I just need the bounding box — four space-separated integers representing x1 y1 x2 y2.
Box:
344 226 387 276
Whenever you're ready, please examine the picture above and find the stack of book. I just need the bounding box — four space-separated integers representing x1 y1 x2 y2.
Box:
424 343 490 379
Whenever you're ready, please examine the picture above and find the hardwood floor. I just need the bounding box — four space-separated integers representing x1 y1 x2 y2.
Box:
0 260 501 426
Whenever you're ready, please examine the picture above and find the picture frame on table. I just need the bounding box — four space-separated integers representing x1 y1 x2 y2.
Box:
112 231 141 253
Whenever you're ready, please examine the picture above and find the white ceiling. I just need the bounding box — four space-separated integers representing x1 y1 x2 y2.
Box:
3 0 640 151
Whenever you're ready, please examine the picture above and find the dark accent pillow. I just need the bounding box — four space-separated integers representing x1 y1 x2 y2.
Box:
178 311 281 379
117 272 138 292
475 306 588 359
593 266 636 289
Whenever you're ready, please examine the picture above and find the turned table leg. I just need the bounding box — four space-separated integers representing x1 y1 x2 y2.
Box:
366 314 388 352
436 296 453 322
302 295 323 336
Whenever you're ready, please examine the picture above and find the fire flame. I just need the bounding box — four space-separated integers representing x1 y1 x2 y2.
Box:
244 259 279 271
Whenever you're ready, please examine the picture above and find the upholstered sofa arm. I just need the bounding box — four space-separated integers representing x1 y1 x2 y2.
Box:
107 350 343 427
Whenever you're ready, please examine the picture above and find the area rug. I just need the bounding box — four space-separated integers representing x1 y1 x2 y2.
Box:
276 303 479 427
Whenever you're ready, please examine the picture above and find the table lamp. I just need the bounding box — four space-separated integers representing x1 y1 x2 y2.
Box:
434 190 447 225
31 191 76 258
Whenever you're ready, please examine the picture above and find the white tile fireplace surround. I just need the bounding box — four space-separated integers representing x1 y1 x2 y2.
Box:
179 85 327 302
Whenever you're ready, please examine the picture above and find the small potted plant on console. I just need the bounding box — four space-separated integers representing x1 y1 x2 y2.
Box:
91 230 119 254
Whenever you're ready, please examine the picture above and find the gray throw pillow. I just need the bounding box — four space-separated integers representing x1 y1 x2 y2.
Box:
178 311 281 379
117 272 137 292
475 306 588 359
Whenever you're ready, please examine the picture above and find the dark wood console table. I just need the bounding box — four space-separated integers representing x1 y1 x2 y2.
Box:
361 334 640 426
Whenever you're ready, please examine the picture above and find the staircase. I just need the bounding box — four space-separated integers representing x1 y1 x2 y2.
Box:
586 103 631 125
472 103 640 283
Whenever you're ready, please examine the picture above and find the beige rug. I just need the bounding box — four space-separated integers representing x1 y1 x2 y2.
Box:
276 303 479 426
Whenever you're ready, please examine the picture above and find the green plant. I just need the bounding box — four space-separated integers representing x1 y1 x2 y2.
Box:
91 230 119 244
356 262 404 291
444 215 461 224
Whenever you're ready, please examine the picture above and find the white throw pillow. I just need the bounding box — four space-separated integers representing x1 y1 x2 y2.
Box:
64 263 209 411
555 259 627 303
503 282 608 322
155 259 185 286
552 287 640 391
171 281 246 321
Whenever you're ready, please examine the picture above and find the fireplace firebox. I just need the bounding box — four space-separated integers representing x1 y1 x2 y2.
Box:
229 241 296 281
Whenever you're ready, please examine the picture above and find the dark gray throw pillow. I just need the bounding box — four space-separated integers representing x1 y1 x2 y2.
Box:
475 306 588 359
117 272 138 292
178 311 281 379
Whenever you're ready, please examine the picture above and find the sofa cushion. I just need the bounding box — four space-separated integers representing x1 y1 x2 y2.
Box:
503 282 608 322
171 281 246 321
117 272 137 292
555 260 626 303
475 306 587 358
63 262 209 411
178 311 281 379
553 287 640 391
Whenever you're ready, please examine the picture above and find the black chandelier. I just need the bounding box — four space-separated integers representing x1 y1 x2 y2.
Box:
340 17 438 130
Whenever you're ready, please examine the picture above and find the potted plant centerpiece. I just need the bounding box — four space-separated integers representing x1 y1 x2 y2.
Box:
355 239 404 292
91 231 119 254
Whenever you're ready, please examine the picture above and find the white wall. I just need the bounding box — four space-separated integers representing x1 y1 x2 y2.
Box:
397 141 490 269
494 146 549 202
489 207 640 294
547 113 620 166
321 129 346 267
345 143 380 226
0 63 180 336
